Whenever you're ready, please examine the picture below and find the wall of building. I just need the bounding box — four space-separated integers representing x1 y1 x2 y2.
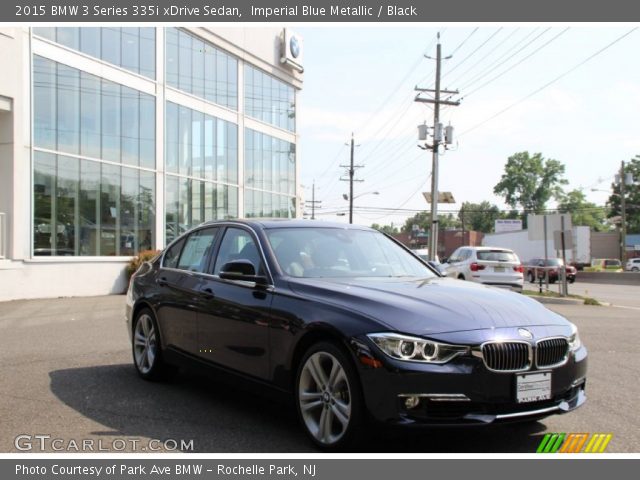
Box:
0 27 302 301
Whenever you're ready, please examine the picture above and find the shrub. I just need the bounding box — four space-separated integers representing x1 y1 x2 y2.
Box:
126 249 161 281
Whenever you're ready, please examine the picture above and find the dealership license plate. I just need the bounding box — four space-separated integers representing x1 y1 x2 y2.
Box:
516 372 551 403
494 266 505 272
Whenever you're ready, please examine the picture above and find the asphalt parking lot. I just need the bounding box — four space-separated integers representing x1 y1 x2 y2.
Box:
0 294 638 453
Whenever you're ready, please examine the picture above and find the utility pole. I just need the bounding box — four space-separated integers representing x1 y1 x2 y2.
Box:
304 180 322 220
340 133 363 224
415 34 460 261
620 160 627 264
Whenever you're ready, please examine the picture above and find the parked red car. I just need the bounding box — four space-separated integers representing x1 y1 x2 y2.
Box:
525 258 576 284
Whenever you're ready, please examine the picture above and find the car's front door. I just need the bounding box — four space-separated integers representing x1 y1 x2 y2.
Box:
196 226 273 380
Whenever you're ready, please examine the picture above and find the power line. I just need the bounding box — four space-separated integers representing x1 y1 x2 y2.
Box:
445 28 520 88
460 27 638 137
442 28 504 81
453 28 550 91
463 27 571 98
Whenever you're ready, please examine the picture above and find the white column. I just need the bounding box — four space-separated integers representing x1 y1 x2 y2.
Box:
236 58 245 218
154 27 166 249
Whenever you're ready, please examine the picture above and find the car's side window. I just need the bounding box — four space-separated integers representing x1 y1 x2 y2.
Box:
449 248 461 263
213 227 264 276
176 228 219 273
163 238 185 269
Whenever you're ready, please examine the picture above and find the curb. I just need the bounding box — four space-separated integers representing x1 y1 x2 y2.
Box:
524 292 610 306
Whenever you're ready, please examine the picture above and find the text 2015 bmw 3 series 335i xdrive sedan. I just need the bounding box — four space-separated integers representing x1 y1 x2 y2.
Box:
125 220 587 450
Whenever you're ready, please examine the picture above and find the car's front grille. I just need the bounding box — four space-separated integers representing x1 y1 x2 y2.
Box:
536 337 569 367
481 342 530 372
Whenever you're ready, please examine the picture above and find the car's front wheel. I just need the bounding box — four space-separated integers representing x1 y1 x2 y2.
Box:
527 272 535 283
295 342 364 451
132 308 166 381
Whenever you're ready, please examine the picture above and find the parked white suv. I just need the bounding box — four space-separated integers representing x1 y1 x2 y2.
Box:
444 246 524 292
626 258 640 272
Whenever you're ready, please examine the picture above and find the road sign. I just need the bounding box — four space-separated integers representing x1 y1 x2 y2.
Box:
553 230 574 251
528 214 572 241
495 219 522 233
422 191 456 203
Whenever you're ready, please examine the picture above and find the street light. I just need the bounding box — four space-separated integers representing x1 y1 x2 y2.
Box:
343 191 380 224
343 191 380 201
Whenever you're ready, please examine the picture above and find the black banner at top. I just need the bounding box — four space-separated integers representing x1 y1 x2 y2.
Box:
5 0 640 22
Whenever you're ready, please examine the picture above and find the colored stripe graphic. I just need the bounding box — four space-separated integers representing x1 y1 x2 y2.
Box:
537 433 612 453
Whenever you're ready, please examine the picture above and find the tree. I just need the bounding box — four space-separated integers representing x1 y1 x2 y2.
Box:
558 189 608 232
371 223 399 235
493 152 568 224
607 155 640 233
459 201 501 233
402 212 460 234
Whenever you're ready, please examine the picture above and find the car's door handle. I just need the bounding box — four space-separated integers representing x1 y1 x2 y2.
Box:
158 276 168 286
201 287 215 298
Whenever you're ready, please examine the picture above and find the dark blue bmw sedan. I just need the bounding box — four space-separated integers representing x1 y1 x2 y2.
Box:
126 220 587 450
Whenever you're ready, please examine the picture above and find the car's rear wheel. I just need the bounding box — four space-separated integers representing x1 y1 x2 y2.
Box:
295 342 364 451
132 308 166 381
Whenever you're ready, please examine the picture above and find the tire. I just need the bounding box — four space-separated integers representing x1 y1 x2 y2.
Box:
295 341 365 451
568 277 576 284
527 272 535 283
458 274 465 281
633 267 639 272
549 278 556 284
132 308 166 381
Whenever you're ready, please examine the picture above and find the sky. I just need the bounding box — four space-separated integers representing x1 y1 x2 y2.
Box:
295 26 640 228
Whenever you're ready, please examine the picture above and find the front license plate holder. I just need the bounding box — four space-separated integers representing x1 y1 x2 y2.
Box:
516 371 551 403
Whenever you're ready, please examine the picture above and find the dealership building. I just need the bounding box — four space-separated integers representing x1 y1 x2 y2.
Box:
0 27 303 301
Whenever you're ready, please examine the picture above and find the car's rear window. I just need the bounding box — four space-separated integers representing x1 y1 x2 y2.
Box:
477 250 518 262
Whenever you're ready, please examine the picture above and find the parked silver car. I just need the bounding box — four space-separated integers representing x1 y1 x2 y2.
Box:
444 246 524 292
626 258 640 272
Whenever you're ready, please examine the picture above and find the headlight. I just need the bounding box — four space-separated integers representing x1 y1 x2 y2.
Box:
367 333 468 363
568 323 582 351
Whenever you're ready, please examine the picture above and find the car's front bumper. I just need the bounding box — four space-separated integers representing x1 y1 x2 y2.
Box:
355 341 587 426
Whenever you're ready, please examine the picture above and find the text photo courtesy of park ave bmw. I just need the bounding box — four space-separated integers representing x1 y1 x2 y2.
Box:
0 0 640 470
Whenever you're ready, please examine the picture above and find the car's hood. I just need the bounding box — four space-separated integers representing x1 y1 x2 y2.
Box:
287 276 568 335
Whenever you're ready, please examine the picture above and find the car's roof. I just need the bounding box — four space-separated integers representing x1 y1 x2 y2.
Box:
462 246 515 251
200 218 374 231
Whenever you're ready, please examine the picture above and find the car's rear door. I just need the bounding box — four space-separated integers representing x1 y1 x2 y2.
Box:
155 227 220 355
195 226 273 380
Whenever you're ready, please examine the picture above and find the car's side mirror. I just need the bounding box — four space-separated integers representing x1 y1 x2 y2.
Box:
219 260 268 286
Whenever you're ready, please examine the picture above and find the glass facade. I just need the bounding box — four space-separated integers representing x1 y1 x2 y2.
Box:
34 151 155 256
30 28 298 257
33 56 156 168
245 65 295 132
244 129 296 218
166 28 238 110
165 102 239 243
33 27 156 79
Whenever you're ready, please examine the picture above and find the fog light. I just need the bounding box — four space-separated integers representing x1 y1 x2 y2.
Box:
404 396 420 409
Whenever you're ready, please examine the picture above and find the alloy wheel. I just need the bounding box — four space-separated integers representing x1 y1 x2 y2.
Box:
298 351 352 446
133 313 157 375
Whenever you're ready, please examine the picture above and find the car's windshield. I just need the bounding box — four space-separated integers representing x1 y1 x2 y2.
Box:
266 227 437 278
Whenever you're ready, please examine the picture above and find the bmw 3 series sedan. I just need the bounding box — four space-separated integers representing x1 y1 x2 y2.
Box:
126 220 587 450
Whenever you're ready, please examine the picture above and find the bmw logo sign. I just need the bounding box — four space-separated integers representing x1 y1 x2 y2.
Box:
518 328 533 339
290 36 300 59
